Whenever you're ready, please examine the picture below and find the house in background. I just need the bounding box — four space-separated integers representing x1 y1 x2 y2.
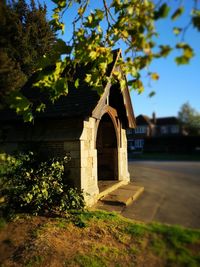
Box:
127 114 153 151
127 113 183 152
155 116 182 136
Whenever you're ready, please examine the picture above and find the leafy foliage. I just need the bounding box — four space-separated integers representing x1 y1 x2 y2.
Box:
0 152 85 216
1 0 200 121
192 9 200 31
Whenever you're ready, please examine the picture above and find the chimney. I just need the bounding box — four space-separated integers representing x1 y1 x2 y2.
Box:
152 112 156 124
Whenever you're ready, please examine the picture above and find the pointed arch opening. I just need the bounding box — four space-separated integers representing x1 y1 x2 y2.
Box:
96 113 118 180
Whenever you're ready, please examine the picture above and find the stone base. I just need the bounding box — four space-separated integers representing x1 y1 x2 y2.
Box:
84 184 99 207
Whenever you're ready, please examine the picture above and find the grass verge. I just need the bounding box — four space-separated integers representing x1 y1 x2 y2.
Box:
0 210 200 267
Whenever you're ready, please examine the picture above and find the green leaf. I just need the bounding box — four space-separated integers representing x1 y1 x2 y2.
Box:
78 7 84 16
175 56 190 65
99 62 107 72
75 78 79 88
85 74 92 83
52 12 60 20
113 71 122 80
154 3 170 20
23 112 34 123
120 79 126 90
89 51 98 60
54 78 68 96
88 15 93 24
54 39 72 54
36 103 46 113
52 0 66 8
148 91 156 98
159 45 172 57
127 79 136 87
173 27 182 35
171 6 184 20
127 6 134 15
184 48 194 58
36 40 71 69
151 73 159 80
176 43 186 50
9 92 31 114
192 15 200 31
60 22 65 34
95 9 104 20
176 43 194 59
132 80 144 94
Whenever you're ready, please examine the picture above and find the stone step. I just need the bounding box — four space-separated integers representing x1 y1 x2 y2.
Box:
100 183 144 206
97 180 128 200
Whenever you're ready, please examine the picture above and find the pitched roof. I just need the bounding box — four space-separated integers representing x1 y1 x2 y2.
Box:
0 49 135 128
136 114 152 125
152 116 180 125
135 114 180 127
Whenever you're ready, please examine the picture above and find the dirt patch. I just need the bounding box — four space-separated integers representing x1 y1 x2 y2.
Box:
0 216 47 263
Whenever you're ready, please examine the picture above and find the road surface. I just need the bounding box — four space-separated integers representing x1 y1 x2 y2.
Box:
121 161 200 229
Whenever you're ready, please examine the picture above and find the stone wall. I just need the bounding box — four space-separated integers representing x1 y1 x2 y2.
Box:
60 117 99 206
0 115 131 207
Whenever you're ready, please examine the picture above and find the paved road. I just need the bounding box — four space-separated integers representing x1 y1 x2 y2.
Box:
121 161 200 229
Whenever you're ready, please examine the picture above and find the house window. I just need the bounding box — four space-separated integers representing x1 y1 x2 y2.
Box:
128 140 135 150
161 126 168 134
134 139 144 148
171 125 179 134
127 129 133 135
135 126 146 134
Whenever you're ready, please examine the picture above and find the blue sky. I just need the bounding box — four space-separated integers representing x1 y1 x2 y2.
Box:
130 2 200 118
44 0 200 119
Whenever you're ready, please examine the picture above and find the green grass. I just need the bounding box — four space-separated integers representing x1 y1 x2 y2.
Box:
124 222 148 236
1 210 200 267
71 210 120 221
55 218 69 229
0 217 7 230
68 245 126 267
25 255 44 267
71 253 106 267
148 222 200 267
70 210 121 228
149 223 200 245
79 211 200 266
70 211 200 266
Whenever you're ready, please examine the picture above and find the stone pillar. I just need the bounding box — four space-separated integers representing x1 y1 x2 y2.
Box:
118 128 130 183
80 117 99 206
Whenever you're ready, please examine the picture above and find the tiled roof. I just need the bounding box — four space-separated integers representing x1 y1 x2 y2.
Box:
39 85 100 118
0 50 119 120
0 82 101 120
0 49 135 128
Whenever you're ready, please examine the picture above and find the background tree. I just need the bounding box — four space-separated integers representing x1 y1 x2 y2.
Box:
0 0 56 116
178 102 200 135
1 0 200 121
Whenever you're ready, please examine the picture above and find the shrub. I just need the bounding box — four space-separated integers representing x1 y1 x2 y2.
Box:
0 152 85 216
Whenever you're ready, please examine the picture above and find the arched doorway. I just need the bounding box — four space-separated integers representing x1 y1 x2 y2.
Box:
96 113 118 180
